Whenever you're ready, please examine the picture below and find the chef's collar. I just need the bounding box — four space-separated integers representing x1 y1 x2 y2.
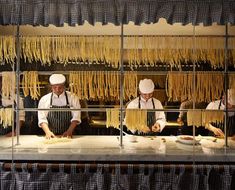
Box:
140 96 153 103
52 91 65 98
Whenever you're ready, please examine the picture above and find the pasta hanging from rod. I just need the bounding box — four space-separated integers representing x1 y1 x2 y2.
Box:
106 108 120 129
21 71 41 100
125 109 148 132
0 108 13 128
1 72 15 99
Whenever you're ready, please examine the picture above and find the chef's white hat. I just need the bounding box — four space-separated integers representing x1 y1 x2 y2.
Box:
49 74 66 85
139 79 155 94
228 88 235 105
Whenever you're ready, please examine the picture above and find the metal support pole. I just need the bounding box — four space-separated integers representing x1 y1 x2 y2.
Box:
119 23 124 147
224 24 228 147
15 24 20 145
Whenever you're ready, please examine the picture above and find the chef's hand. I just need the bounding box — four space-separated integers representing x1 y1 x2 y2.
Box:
227 102 234 109
141 126 151 133
211 126 225 138
62 121 79 138
62 130 73 138
151 123 160 133
62 120 79 138
177 117 184 125
45 131 56 139
206 123 224 138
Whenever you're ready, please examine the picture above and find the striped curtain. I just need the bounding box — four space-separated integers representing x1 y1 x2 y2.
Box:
0 0 234 26
0 162 234 190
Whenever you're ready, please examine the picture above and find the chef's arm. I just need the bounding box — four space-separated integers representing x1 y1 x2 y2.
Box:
68 120 79 133
40 122 56 139
205 123 224 137
154 120 166 132
227 102 235 109
63 120 79 137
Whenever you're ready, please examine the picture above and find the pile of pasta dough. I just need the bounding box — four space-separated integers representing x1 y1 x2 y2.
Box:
43 137 72 144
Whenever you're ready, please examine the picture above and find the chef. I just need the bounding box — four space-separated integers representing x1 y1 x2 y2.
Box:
205 89 235 137
126 78 166 135
38 74 81 139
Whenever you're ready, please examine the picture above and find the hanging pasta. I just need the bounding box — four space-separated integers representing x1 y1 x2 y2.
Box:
125 109 148 132
0 108 13 128
187 110 203 127
2 72 15 99
106 108 120 129
124 71 138 100
166 72 224 102
202 110 224 125
21 71 41 100
229 73 235 90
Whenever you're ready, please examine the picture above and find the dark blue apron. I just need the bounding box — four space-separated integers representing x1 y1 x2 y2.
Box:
47 92 72 135
136 96 159 136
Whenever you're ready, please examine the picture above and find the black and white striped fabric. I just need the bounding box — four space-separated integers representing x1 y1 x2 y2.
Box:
0 0 234 26
47 92 72 135
1 163 235 190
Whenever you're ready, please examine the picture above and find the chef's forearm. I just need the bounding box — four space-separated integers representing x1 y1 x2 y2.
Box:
205 123 215 133
69 120 79 131
156 120 166 132
40 123 51 134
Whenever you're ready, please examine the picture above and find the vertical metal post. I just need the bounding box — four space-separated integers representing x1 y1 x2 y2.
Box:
224 24 228 147
192 25 196 165
119 23 124 147
15 24 20 145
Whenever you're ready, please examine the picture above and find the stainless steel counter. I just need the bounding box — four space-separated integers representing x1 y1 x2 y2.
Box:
1 135 235 162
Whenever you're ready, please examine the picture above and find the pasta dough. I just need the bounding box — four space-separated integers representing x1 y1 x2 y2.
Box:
43 137 72 144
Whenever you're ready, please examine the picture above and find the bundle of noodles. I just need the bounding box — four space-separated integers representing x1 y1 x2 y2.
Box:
210 38 225 68
69 71 121 101
125 36 141 69
229 38 235 68
21 36 122 68
0 108 13 128
70 71 84 99
106 71 120 101
141 36 155 67
21 71 29 97
1 36 16 64
167 72 224 102
195 72 224 102
106 108 120 129
2 72 15 99
2 35 234 69
202 110 224 125
124 72 137 100
125 109 148 132
166 72 191 101
21 71 40 100
187 110 203 127
229 73 235 90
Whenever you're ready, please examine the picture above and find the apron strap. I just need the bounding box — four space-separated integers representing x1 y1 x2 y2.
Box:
50 91 70 107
